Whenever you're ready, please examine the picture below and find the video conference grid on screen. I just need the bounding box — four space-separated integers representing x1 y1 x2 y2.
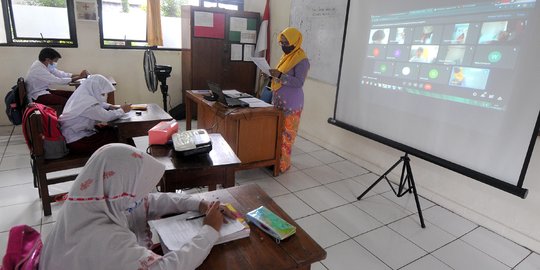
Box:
361 0 535 111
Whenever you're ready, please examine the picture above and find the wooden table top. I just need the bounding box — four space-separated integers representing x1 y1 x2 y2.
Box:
110 103 172 125
191 184 327 269
185 90 280 117
143 133 241 171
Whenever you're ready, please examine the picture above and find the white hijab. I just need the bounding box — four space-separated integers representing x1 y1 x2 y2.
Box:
40 144 166 270
60 74 115 121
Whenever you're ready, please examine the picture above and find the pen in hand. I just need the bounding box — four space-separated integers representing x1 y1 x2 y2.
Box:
185 208 225 221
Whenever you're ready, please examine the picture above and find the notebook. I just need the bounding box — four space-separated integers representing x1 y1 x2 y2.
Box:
208 82 249 108
246 206 296 241
148 203 250 251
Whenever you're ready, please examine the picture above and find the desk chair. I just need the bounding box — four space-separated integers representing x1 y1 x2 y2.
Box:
24 110 90 216
16 77 28 109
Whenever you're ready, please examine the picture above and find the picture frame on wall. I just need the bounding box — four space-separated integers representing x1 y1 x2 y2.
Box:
75 0 98 21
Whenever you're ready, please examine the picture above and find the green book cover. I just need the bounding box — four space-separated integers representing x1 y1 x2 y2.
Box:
246 206 296 241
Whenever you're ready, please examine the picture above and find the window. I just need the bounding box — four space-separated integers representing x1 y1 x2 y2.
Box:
99 0 243 50
0 0 77 47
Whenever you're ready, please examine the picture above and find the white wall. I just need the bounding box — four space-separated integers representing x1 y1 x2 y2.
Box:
271 1 540 253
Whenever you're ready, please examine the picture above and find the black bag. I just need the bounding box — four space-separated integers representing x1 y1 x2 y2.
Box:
4 85 23 125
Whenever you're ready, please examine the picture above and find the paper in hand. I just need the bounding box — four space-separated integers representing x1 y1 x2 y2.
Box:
250 57 272 76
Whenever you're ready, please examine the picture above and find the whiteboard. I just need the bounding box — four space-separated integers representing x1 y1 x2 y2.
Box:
291 0 348 85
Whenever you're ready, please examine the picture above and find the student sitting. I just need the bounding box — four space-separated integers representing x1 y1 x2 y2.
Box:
39 143 231 270
59 74 131 154
25 47 89 107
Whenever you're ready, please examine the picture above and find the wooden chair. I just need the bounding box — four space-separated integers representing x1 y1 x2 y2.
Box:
17 77 28 108
24 110 90 216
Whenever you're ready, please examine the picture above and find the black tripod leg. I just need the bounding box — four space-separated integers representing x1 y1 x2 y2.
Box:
405 160 426 228
357 157 403 200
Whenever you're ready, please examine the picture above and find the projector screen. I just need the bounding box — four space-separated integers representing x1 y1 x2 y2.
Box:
330 0 540 197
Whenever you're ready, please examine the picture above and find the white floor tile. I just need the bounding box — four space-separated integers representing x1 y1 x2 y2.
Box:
423 205 477 237
0 201 43 232
291 145 305 156
235 168 271 183
321 204 382 237
327 160 368 178
272 193 316 220
354 195 411 224
294 139 323 153
353 173 392 197
388 216 455 252
325 178 368 202
461 227 530 267
7 135 26 146
381 190 434 213
3 144 30 157
291 153 324 170
309 149 344 164
12 126 22 135
274 170 320 192
303 165 347 185
0 183 39 207
244 177 289 198
0 126 13 136
433 239 510 270
295 214 348 248
0 155 31 171
295 186 348 212
515 252 540 270
310 262 327 270
354 226 426 269
0 167 34 187
401 255 453 270
322 239 390 270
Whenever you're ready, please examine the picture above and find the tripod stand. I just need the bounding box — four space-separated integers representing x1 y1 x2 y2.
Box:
357 153 425 228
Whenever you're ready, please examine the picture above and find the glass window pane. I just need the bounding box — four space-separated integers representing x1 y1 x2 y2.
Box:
102 0 146 40
11 1 70 39
0 3 6 43
218 3 237 10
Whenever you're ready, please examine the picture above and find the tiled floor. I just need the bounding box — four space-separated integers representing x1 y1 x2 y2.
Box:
1 124 539 269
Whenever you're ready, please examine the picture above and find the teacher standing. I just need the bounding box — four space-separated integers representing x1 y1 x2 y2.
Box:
269 27 310 173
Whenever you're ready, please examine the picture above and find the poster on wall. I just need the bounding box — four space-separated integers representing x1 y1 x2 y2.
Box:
75 0 98 21
229 17 257 43
194 11 225 39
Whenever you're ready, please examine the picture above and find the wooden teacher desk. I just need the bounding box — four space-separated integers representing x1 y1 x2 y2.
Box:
185 90 283 176
135 133 241 192
192 184 326 269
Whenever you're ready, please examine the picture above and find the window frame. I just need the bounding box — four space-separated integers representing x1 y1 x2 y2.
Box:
98 0 244 50
0 0 78 47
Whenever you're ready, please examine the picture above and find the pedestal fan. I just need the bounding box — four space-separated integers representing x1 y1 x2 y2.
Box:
143 49 172 111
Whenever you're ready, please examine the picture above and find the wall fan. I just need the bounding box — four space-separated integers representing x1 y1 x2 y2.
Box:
143 49 172 111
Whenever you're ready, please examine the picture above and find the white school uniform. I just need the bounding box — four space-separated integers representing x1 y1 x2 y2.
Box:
25 60 72 101
59 74 125 143
39 144 219 270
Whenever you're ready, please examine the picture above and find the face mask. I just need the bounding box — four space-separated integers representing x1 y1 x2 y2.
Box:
48 62 57 72
282 45 295 54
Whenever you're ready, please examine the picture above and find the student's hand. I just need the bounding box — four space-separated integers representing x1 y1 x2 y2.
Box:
80 70 89 78
199 199 234 222
269 69 282 78
203 201 224 232
120 104 132 112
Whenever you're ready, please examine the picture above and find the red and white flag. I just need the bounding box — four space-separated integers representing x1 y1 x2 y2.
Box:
255 0 270 62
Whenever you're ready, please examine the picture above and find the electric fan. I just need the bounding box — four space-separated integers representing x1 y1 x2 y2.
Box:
143 49 172 111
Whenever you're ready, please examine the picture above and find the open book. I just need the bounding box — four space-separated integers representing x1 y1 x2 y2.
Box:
148 204 250 251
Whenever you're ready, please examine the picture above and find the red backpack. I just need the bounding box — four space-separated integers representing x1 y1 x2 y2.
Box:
1 225 42 270
22 103 69 159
